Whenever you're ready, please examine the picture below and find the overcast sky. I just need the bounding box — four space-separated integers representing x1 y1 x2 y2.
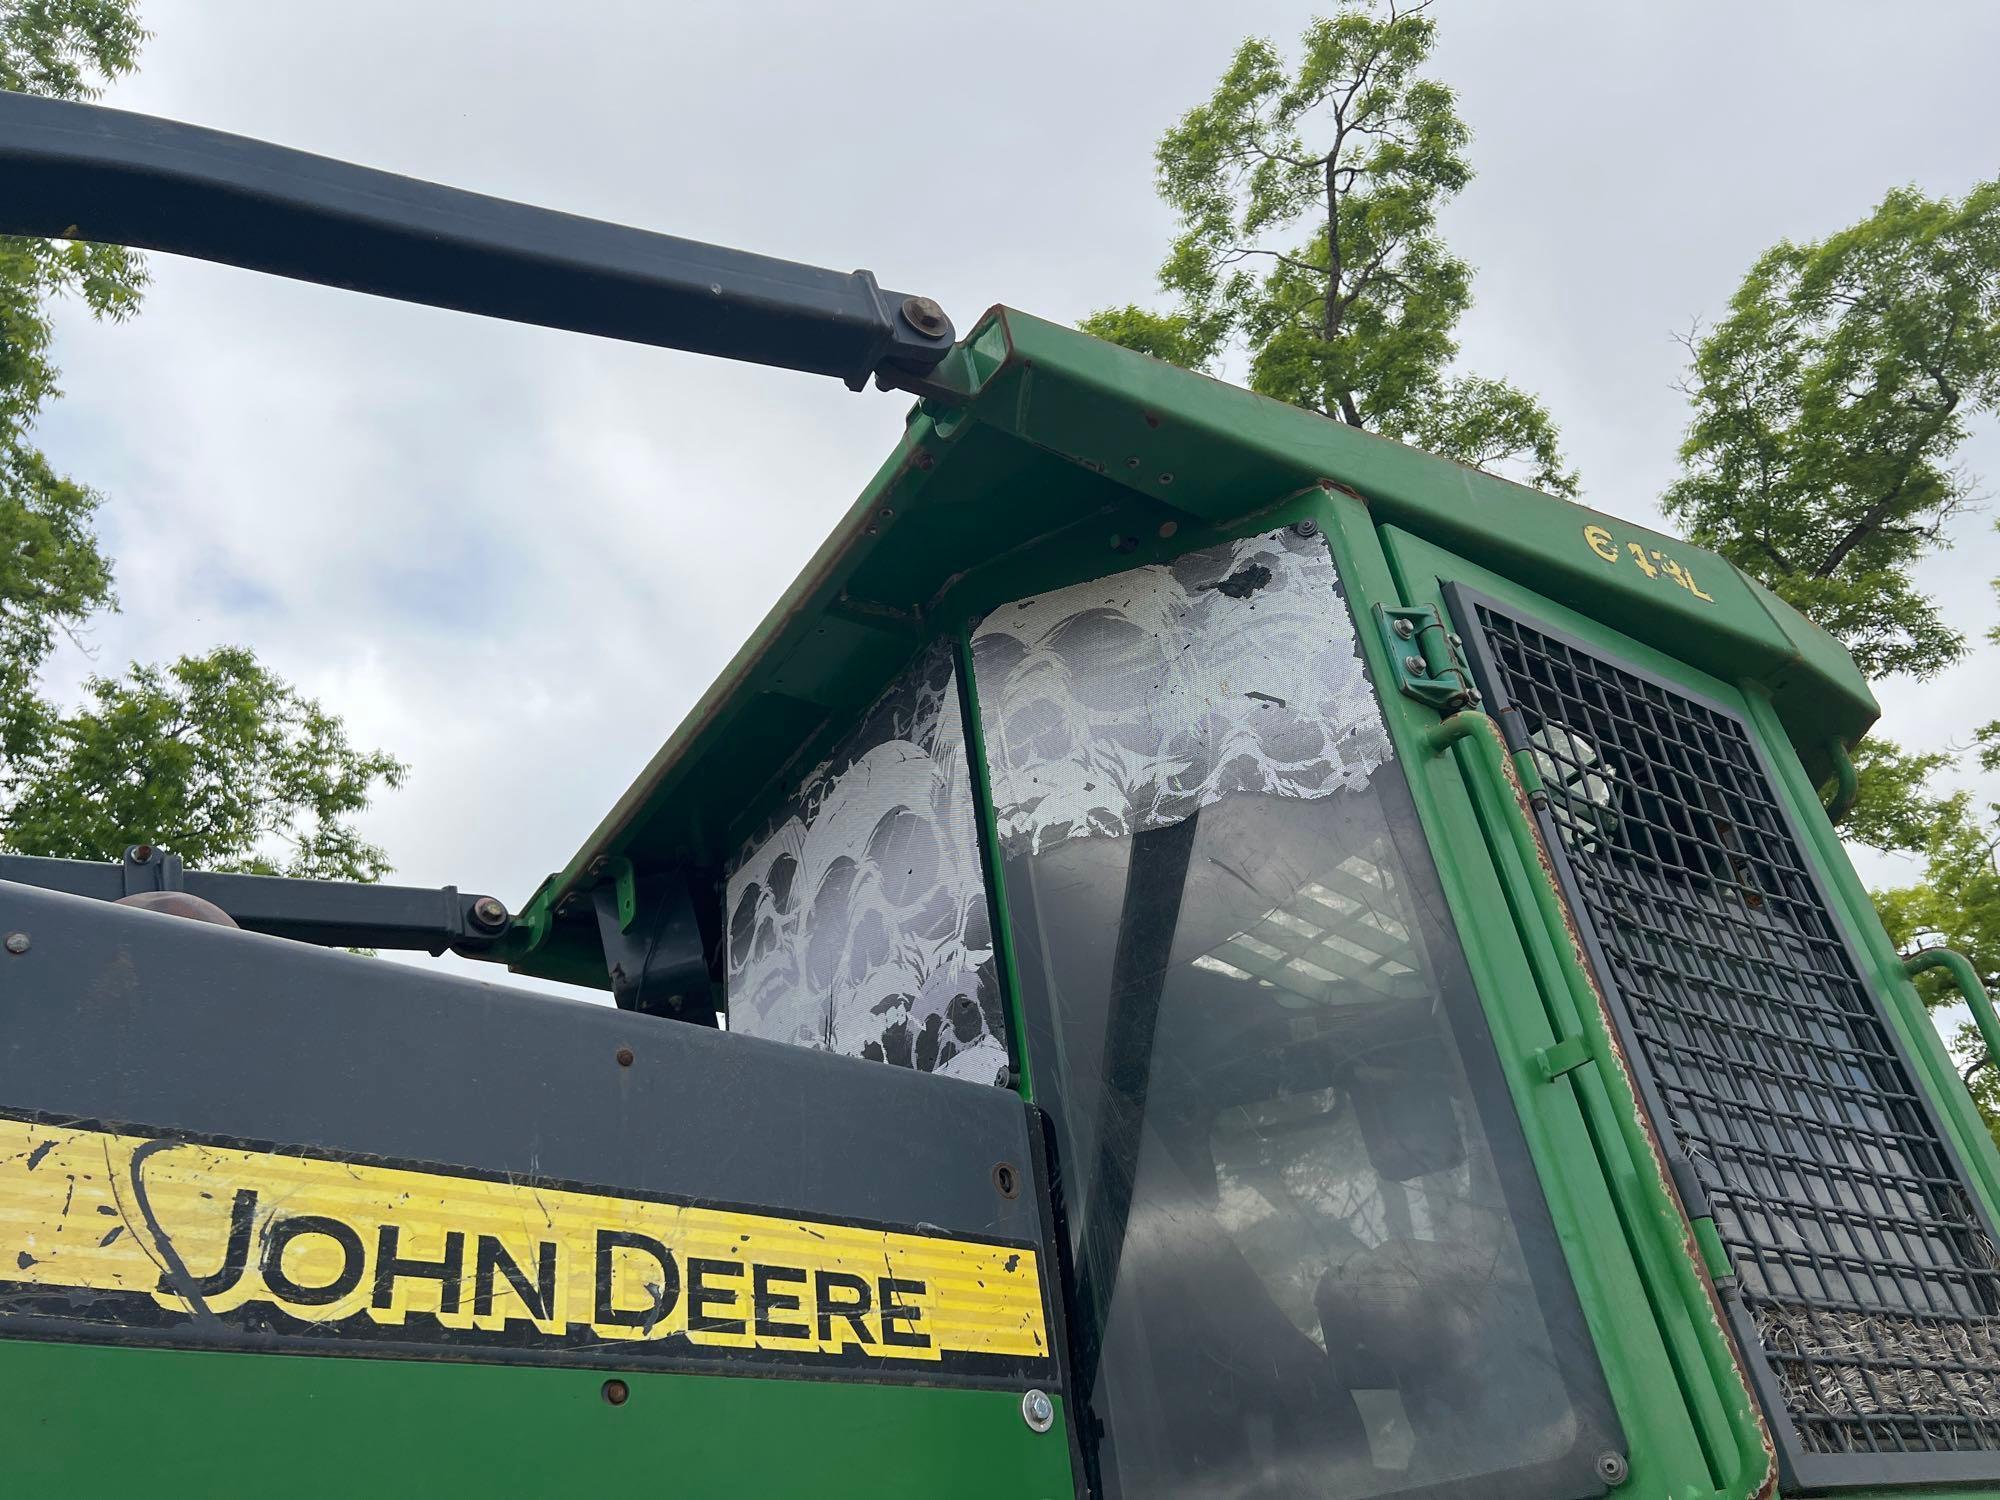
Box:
31 1 2000 994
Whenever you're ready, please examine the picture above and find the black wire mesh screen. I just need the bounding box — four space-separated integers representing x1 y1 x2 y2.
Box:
1460 596 2000 1472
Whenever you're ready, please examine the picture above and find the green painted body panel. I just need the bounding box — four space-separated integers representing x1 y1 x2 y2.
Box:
513 308 1875 972
0 1340 1075 1498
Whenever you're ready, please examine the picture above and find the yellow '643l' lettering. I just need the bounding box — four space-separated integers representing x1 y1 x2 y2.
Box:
1581 524 1715 602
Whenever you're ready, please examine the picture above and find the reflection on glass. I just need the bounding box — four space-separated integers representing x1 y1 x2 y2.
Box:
972 532 1617 1499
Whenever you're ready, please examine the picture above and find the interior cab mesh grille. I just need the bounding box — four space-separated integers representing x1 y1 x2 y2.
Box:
1460 596 2000 1472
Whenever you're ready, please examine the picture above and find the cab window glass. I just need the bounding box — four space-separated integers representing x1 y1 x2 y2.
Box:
725 640 1008 1084
971 529 1620 1498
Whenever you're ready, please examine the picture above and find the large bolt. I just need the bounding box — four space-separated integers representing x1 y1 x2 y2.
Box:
470 895 508 930
900 296 950 339
1020 1388 1055 1433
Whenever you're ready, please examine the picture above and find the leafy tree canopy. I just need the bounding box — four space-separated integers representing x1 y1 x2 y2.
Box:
1083 0 1576 495
4 647 406 878
0 0 405 880
0 0 147 758
1665 180 2000 680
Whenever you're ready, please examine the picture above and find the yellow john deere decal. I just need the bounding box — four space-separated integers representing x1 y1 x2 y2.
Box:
0 1114 1049 1372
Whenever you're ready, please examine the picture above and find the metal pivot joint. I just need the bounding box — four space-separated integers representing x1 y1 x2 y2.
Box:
1373 603 1478 713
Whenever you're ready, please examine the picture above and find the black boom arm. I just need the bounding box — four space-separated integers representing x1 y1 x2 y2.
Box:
0 90 954 388
0 847 513 957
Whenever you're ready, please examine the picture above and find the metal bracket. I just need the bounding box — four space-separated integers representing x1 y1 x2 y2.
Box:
1534 1034 1592 1081
1373 603 1479 713
590 869 719 1026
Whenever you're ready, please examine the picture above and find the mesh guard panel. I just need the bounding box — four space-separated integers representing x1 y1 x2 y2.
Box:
1454 591 2000 1482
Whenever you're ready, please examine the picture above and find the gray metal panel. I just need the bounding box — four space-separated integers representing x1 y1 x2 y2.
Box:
0 880 1064 1400
0 881 1041 1265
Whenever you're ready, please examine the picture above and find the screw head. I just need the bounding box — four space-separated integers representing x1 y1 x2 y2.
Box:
900 296 950 339
615 1046 635 1068
1594 1450 1628 1486
1021 1388 1055 1433
470 895 508 930
1447 632 1464 648
992 1161 1020 1200
1392 618 1416 639
1289 518 1319 538
129 844 153 864
3 932 27 955
602 1378 630 1406
1405 655 1428 675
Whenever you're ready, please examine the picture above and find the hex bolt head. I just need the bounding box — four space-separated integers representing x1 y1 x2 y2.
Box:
129 844 154 864
3 932 27 955
1594 1451 1629 1486
1392 618 1416 639
900 296 950 339
470 895 508 930
1404 655 1428 675
1021 1388 1055 1433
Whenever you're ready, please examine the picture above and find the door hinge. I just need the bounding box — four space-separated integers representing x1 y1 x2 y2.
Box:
1374 603 1479 713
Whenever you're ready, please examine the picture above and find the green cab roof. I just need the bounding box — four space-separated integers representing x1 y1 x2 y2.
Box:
509 308 1878 984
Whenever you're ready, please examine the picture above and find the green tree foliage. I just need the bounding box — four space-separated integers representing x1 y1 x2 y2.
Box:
1870 565 2000 986
0 1 405 879
1875 792 2000 1006
0 1 145 760
1083 0 1576 495
1666 182 2000 1134
1665 181 2000 681
4 648 406 878
1857 555 2000 1145
1841 737 1954 856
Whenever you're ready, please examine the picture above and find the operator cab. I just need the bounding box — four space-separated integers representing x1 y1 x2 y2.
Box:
520 299 2000 1497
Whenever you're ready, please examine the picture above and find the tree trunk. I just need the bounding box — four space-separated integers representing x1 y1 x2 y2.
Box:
1323 153 1362 429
